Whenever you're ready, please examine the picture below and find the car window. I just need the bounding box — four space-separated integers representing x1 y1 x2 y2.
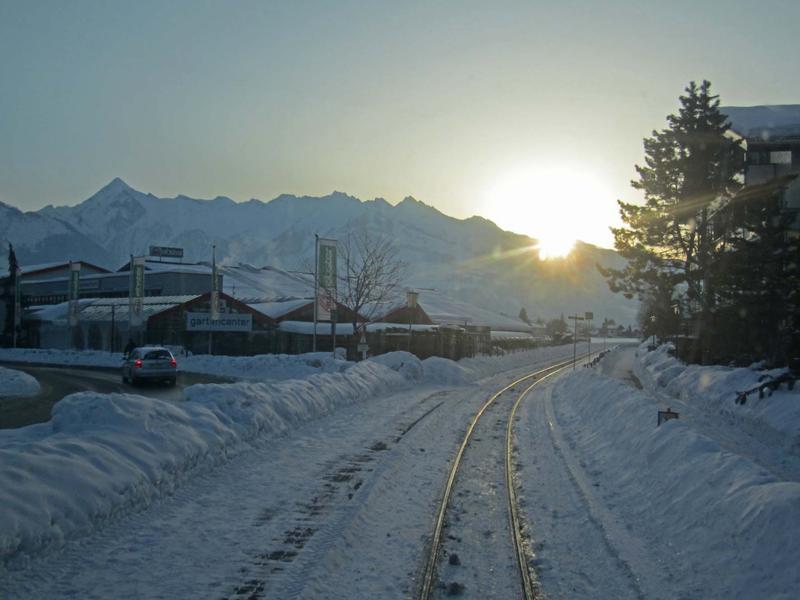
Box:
144 350 171 360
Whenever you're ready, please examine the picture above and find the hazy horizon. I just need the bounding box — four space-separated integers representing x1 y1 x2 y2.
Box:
3 0 800 252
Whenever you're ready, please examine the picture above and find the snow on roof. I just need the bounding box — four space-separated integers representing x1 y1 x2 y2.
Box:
277 320 438 335
417 290 530 331
28 295 199 323
366 289 529 331
278 321 357 336
248 298 311 320
116 260 213 275
221 264 313 302
1 261 110 280
722 105 800 140
491 330 536 340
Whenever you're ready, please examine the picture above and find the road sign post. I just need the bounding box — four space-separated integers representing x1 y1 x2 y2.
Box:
357 334 369 361
568 314 585 369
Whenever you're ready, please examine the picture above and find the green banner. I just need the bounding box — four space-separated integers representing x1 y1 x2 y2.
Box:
318 240 337 289
129 257 146 328
68 263 81 326
13 271 21 327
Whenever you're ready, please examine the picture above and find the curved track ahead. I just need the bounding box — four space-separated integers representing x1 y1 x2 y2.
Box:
417 357 583 599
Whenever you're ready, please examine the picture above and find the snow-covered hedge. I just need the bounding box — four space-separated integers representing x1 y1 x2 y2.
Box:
553 370 800 598
635 343 800 453
0 367 41 397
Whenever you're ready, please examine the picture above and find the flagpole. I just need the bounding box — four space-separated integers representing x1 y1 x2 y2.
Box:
209 244 216 355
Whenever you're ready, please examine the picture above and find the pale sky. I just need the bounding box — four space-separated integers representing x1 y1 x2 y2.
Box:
2 0 799 251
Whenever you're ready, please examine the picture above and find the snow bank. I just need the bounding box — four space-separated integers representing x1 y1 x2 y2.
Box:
553 370 800 598
372 345 581 386
0 344 580 387
0 360 406 563
635 343 800 453
369 351 424 381
0 348 350 382
0 367 40 397
180 352 350 381
0 345 580 563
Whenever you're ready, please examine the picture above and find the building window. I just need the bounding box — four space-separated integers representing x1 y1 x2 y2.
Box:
770 150 792 165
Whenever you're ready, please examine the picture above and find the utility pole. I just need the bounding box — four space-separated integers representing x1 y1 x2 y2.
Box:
568 314 585 369
407 290 418 353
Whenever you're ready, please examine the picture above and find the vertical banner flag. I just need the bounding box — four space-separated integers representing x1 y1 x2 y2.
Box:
129 256 145 328
68 262 81 326
210 245 220 320
13 267 21 328
316 238 337 321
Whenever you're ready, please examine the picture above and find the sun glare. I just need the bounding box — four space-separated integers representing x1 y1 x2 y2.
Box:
483 163 616 259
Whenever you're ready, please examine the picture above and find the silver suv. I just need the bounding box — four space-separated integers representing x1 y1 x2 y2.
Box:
122 346 178 386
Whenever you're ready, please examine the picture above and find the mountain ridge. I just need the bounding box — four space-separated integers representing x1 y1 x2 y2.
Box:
2 179 638 324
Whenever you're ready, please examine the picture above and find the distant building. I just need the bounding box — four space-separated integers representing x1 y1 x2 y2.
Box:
0 261 110 338
721 106 800 235
723 105 800 185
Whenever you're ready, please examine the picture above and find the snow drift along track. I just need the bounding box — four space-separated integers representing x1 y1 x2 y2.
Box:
417 357 581 600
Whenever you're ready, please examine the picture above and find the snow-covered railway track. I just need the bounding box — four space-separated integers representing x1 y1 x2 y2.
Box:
417 359 577 600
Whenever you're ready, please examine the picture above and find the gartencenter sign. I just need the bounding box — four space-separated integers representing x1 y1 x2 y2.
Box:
186 312 252 332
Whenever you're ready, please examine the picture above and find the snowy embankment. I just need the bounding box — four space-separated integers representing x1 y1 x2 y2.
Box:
0 345 566 564
0 359 406 562
634 343 800 453
0 348 349 382
0 348 122 369
552 370 800 597
0 367 40 397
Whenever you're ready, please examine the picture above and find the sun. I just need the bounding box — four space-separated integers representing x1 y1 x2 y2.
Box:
482 162 616 258
534 232 576 260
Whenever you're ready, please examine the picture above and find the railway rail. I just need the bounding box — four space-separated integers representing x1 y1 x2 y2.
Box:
417 355 589 599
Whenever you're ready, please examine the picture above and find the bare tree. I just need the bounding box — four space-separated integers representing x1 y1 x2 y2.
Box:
338 230 405 335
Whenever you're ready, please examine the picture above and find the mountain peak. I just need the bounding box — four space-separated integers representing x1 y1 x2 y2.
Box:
101 177 133 194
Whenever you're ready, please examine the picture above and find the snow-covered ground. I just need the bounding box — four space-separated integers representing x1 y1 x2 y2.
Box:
0 344 585 383
0 344 577 567
632 343 800 459
0 347 349 381
0 367 40 397
3 341 795 599
513 344 800 599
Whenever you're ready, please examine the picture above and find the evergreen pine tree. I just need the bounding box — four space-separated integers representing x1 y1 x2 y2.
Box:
600 81 744 360
712 179 800 364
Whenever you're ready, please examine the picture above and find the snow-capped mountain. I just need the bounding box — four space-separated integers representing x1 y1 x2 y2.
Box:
2 178 638 324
